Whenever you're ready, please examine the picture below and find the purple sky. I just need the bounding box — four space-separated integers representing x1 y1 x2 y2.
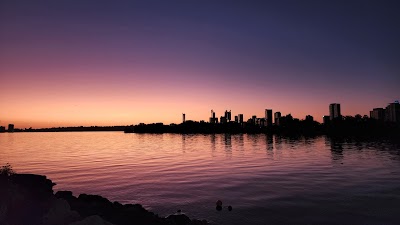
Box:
0 1 399 128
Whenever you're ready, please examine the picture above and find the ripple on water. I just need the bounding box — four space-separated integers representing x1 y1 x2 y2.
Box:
1 132 400 225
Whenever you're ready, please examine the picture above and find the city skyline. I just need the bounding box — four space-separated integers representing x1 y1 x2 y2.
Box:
2 101 399 130
1 1 399 128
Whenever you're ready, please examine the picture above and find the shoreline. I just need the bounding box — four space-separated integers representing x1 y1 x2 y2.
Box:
0 173 208 225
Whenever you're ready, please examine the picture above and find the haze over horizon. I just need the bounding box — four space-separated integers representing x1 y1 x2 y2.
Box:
1 0 399 128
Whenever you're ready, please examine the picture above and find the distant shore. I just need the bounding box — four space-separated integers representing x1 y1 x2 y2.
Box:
0 173 208 225
2 120 399 138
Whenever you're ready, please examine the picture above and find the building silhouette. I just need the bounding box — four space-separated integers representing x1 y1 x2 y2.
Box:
8 124 14 132
265 109 273 126
385 102 400 123
0 126 5 132
220 116 227 124
238 114 244 125
182 113 186 123
209 110 217 124
274 112 281 126
329 103 341 120
370 108 385 121
225 110 232 122
252 115 257 125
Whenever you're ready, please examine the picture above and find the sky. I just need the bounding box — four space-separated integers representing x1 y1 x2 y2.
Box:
0 0 399 128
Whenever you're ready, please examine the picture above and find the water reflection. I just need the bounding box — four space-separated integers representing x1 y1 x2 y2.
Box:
1 133 400 225
266 135 273 151
224 134 232 150
274 135 283 150
233 134 244 152
182 134 186 153
210 134 216 157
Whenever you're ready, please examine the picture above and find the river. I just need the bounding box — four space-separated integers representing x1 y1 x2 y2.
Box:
1 132 399 224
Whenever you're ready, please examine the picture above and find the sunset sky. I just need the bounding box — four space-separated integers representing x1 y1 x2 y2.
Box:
1 1 399 128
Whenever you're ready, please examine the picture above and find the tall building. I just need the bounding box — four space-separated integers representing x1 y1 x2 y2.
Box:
238 114 244 124
274 112 281 125
8 124 14 132
329 103 341 120
182 113 186 123
370 108 385 121
385 102 400 123
234 116 238 123
252 115 257 125
210 110 217 124
265 109 273 126
225 110 232 122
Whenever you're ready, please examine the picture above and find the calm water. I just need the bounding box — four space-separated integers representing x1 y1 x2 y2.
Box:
1 132 400 225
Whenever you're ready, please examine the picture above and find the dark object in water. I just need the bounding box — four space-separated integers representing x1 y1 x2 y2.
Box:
216 200 222 206
228 206 232 211
216 206 222 211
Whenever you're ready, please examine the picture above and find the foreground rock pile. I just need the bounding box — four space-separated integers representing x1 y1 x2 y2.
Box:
0 174 207 225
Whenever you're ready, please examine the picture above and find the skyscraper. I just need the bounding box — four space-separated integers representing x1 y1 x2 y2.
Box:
274 112 281 125
210 110 217 124
385 102 400 123
225 110 232 122
329 103 341 120
238 114 244 124
265 109 273 126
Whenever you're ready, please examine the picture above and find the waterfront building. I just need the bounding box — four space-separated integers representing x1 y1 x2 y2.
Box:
274 112 281 126
182 113 186 123
252 115 257 125
265 109 273 126
8 124 14 132
0 126 5 132
220 116 227 124
225 110 232 122
385 102 400 123
329 103 341 120
258 118 266 127
238 114 244 124
209 110 217 124
370 108 385 121
234 116 238 123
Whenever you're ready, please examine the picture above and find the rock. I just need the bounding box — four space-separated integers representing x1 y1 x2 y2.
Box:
42 199 81 225
78 194 112 206
228 206 232 211
166 214 191 225
68 215 113 225
10 174 55 197
216 206 222 211
56 191 74 200
216 200 222 207
1 174 54 225
2 172 208 225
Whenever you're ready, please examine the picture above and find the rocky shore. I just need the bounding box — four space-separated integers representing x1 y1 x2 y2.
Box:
0 173 208 225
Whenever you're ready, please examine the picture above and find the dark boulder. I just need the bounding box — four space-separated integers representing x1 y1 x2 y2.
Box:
166 214 191 225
